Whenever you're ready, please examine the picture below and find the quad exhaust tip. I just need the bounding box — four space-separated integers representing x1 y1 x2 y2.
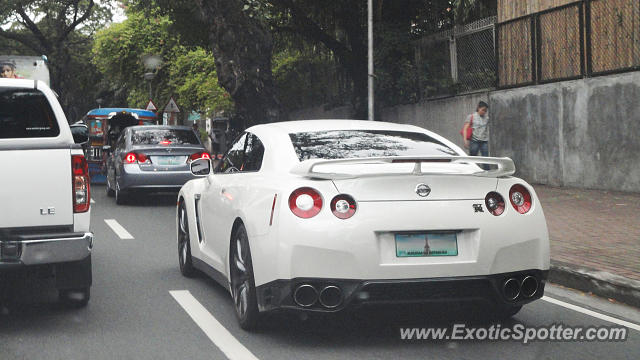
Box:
319 286 343 308
293 284 318 307
521 275 539 298
503 277 520 301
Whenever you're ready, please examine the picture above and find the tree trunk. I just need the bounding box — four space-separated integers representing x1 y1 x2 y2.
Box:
196 0 282 128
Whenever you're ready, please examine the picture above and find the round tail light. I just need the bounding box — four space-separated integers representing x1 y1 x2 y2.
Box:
289 187 323 218
330 195 357 219
509 184 532 214
485 191 505 216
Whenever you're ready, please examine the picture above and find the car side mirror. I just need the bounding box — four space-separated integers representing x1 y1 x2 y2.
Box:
190 158 212 176
70 124 89 145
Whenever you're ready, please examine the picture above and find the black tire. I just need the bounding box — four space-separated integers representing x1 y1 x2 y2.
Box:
230 224 260 330
178 202 197 277
106 177 115 197
58 287 90 308
115 186 127 205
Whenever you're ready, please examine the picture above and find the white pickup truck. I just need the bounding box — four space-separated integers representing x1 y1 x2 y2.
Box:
0 78 92 307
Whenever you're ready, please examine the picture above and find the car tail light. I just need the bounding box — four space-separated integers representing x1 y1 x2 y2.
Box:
289 187 323 218
509 184 532 214
124 152 151 164
485 191 505 216
188 152 211 162
72 155 90 213
160 140 172 145
330 194 357 219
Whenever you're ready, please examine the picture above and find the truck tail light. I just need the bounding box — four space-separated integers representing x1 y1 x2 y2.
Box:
124 152 150 164
509 184 532 214
72 155 90 213
485 192 505 216
289 187 323 218
330 194 357 219
188 152 211 162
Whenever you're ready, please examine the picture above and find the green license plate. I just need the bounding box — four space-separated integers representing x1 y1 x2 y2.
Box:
153 156 187 165
395 232 458 257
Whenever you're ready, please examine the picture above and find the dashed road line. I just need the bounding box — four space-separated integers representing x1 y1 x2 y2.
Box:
542 296 640 331
170 290 259 360
90 198 95 204
104 219 134 239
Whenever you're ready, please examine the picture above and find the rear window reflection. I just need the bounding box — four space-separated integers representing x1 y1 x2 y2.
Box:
132 129 200 146
289 130 458 161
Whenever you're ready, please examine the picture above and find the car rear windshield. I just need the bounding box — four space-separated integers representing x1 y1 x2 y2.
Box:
289 130 458 161
0 87 60 139
131 128 200 146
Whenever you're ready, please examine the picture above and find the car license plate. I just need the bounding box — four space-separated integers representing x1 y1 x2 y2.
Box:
395 232 458 257
153 156 187 165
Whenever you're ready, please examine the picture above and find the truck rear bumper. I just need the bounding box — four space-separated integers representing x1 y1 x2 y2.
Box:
0 232 93 268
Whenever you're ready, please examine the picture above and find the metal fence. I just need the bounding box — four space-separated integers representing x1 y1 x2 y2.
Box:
496 0 640 88
415 16 496 98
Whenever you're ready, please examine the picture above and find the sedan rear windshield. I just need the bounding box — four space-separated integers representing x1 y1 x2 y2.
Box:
0 87 60 139
131 128 200 146
289 130 458 161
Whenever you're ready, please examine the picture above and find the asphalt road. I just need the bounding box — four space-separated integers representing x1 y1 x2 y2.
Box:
1 185 639 360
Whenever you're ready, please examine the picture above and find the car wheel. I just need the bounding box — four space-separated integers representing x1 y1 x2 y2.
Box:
230 224 260 330
58 287 90 308
115 186 127 205
178 202 196 277
106 177 115 197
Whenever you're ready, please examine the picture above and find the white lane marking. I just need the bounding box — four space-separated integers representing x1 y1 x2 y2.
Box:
542 296 640 332
170 290 259 360
90 198 95 204
104 219 134 239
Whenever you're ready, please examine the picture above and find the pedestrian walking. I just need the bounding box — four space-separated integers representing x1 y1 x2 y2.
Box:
461 101 490 157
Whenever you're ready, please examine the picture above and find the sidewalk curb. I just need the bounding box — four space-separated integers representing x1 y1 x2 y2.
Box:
549 260 640 309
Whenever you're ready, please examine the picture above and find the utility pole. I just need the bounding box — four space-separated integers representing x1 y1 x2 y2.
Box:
367 0 374 121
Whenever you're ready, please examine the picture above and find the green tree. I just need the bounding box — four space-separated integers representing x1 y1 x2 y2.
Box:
0 0 114 119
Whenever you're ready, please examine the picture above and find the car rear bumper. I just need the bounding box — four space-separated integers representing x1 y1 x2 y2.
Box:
119 164 197 190
255 269 548 313
0 232 93 268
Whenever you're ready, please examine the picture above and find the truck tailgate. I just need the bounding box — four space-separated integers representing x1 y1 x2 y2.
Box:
0 149 73 228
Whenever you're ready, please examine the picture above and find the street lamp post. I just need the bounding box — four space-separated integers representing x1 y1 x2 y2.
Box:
368 0 374 121
143 72 155 100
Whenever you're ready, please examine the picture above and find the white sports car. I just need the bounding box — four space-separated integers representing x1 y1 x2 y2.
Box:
177 120 550 329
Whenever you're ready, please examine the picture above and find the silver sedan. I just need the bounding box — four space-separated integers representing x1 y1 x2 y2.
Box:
105 125 210 204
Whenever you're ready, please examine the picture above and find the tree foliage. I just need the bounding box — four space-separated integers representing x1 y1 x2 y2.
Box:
93 7 232 118
0 0 114 119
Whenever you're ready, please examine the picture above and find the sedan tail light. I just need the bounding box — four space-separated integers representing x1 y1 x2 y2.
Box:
72 155 90 213
485 191 505 216
124 152 151 164
188 152 211 162
330 194 357 219
289 187 323 218
509 184 532 214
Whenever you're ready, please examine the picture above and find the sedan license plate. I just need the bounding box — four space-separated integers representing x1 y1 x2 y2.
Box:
395 232 458 257
152 156 187 165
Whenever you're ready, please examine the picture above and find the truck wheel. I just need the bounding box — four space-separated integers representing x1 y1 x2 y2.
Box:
59 287 90 308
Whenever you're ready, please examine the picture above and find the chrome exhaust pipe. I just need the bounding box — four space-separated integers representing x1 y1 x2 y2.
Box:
318 285 343 308
520 276 539 298
293 284 318 307
503 277 520 301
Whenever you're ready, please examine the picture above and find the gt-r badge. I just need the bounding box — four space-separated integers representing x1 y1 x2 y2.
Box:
415 184 431 197
473 204 484 213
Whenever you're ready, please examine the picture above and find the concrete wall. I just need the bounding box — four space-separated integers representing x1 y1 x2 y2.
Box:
490 71 640 192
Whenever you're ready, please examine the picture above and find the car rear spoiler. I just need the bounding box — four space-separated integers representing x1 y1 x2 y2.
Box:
290 156 516 180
